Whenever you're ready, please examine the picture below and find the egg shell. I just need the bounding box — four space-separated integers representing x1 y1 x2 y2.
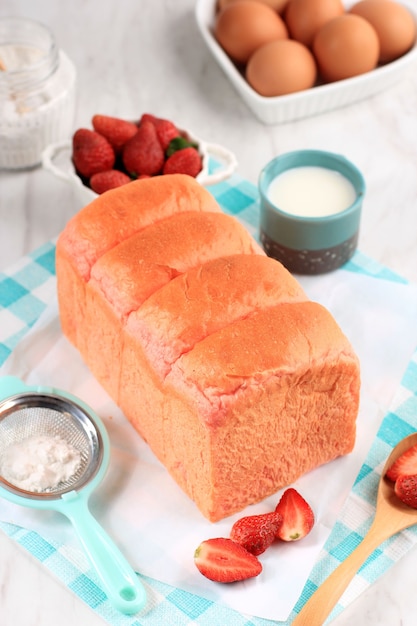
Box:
285 0 345 47
246 39 317 96
313 14 380 82
214 0 288 64
217 0 290 13
350 0 416 63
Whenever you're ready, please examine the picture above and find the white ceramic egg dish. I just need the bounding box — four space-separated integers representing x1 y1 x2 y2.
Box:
194 0 417 125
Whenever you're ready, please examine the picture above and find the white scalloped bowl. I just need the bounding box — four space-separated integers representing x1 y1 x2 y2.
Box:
42 128 238 206
195 0 417 125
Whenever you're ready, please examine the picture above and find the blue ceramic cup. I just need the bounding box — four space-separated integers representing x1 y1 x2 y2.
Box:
258 150 365 274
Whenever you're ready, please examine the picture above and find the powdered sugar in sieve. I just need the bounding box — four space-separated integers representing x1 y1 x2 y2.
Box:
0 391 103 499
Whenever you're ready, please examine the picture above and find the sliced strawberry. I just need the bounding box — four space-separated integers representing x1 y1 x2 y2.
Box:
72 128 115 179
194 538 262 583
92 114 138 153
163 146 202 178
230 511 282 556
394 474 417 508
385 443 417 482
122 119 165 177
275 488 315 541
90 169 131 194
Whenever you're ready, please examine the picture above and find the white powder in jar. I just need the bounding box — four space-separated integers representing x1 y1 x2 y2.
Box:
0 434 82 492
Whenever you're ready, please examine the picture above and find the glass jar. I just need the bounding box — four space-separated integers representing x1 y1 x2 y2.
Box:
0 17 77 170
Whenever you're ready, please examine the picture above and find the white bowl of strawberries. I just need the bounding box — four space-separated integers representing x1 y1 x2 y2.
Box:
42 112 238 203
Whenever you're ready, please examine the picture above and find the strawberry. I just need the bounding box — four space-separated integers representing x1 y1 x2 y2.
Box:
194 538 262 583
275 488 315 541
394 474 417 508
166 135 198 157
72 128 115 178
122 119 165 177
154 119 180 151
92 114 138 153
139 113 158 126
385 443 417 482
90 169 131 194
230 511 282 556
139 113 180 151
163 146 202 178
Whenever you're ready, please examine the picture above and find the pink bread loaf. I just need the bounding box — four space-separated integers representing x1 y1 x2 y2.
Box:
56 174 360 521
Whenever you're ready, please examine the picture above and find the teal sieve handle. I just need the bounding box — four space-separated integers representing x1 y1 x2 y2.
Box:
59 490 146 615
0 376 28 400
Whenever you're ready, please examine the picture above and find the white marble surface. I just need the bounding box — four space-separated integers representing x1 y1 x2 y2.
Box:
1 1 417 624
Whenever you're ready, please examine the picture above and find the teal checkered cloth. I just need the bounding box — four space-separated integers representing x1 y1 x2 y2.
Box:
1 168 417 625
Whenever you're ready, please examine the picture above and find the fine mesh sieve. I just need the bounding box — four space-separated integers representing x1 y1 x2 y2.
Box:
0 376 146 615
0 392 103 499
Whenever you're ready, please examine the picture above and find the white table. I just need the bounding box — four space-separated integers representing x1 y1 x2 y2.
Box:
1 1 417 624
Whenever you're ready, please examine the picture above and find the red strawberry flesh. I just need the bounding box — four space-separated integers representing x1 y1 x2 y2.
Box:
194 538 262 583
275 488 315 541
385 443 417 482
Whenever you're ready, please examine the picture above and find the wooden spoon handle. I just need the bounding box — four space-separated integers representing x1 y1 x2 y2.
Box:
292 523 391 626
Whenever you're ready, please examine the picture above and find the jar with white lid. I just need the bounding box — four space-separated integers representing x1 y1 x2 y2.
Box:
0 17 76 170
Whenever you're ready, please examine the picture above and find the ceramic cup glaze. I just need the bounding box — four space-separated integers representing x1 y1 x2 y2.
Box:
258 150 366 274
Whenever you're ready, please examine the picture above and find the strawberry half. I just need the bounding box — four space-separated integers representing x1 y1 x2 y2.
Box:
194 538 262 583
394 474 417 508
275 488 315 541
385 443 417 482
230 512 282 556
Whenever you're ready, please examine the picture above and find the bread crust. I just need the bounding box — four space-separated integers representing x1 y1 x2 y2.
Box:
56 174 360 521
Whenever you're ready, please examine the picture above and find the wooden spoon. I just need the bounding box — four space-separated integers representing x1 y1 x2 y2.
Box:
292 432 417 626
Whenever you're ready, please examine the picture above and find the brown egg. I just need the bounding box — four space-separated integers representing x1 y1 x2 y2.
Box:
214 0 288 64
246 39 317 96
285 0 345 47
350 0 416 63
313 14 380 82
217 0 290 13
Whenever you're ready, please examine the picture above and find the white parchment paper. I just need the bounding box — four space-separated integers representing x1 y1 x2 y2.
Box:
1 269 417 621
